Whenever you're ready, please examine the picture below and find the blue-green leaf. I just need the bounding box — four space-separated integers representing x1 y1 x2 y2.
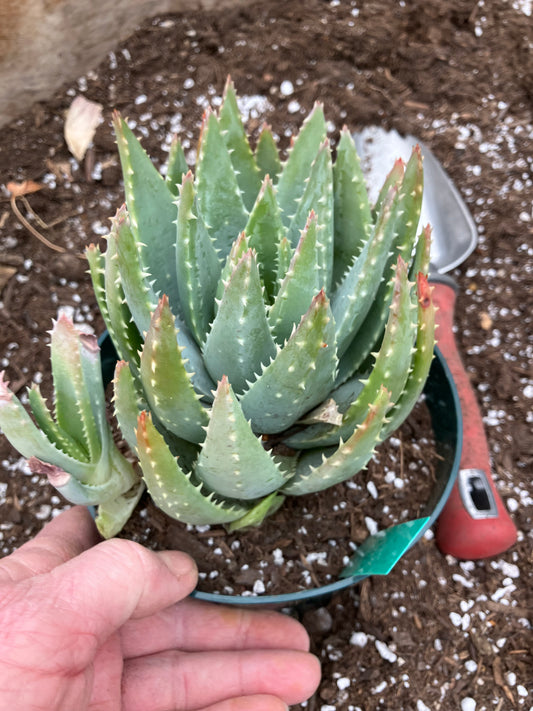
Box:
113 113 179 307
203 250 276 394
196 109 248 257
240 290 337 433
195 376 288 500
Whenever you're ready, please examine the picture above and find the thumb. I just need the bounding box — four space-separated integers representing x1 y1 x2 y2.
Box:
49 537 199 622
0 506 100 583
5 539 197 672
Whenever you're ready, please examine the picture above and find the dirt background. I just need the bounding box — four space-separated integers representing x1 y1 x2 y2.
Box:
0 1 532 709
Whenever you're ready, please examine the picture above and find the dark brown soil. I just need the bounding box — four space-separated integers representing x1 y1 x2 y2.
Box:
1 1 532 709
118 398 438 598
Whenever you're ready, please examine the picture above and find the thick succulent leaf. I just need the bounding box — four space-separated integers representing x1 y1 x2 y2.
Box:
113 360 146 451
28 385 88 461
219 77 262 211
140 297 208 443
203 250 276 394
392 146 424 258
54 321 136 487
176 173 222 344
136 411 249 525
282 385 391 495
115 360 201 470
286 138 333 245
287 141 334 293
409 224 432 282
380 273 436 438
28 455 129 507
331 185 399 357
240 290 337 434
228 491 286 531
255 124 282 182
244 175 285 301
174 331 216 400
165 134 188 196
0 370 138 509
87 238 142 376
113 113 180 307
268 212 322 343
103 227 143 374
196 109 249 257
339 256 417 413
332 127 373 285
0 372 95 481
276 103 327 226
275 236 292 292
86 243 110 329
50 316 104 460
335 147 423 381
113 206 159 338
372 157 405 219
78 331 114 454
95 477 145 539
286 258 416 448
215 231 250 306
195 376 288 500
108 209 212 401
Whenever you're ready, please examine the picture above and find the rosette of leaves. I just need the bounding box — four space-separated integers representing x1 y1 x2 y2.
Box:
0 78 436 536
0 317 143 537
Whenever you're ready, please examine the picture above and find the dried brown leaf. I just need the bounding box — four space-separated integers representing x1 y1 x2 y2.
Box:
6 180 43 197
64 95 103 161
45 158 74 183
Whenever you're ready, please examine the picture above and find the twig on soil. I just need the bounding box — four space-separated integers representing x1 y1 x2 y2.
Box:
10 195 67 255
18 195 79 231
7 181 85 259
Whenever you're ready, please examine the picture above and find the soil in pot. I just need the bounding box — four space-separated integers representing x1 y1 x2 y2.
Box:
118 397 438 598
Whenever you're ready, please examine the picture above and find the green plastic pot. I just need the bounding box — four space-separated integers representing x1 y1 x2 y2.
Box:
97 333 461 608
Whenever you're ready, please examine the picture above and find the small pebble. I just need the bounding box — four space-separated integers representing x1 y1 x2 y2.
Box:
349 631 369 648
302 607 333 635
280 80 294 96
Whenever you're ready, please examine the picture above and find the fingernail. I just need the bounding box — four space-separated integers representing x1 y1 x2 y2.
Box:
158 550 198 580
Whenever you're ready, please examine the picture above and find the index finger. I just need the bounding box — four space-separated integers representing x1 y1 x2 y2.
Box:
120 598 311 658
0 506 100 583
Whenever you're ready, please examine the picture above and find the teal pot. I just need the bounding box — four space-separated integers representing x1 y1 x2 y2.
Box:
98 334 461 608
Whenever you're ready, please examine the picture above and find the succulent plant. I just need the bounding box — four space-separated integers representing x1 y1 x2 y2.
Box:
0 78 436 536
0 317 143 538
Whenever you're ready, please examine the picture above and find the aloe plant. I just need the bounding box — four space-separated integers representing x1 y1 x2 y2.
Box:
0 317 143 537
0 78 436 536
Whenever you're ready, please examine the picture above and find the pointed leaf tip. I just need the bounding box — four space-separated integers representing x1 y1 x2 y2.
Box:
113 359 129 378
136 409 148 433
313 288 328 307
417 272 432 308
223 74 235 95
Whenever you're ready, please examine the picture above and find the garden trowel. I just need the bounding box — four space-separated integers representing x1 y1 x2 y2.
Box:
354 127 517 560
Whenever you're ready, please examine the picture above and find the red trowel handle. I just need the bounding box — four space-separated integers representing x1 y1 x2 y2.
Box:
431 279 517 559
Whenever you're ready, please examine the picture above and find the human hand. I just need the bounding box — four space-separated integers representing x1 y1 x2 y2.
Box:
0 506 320 711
